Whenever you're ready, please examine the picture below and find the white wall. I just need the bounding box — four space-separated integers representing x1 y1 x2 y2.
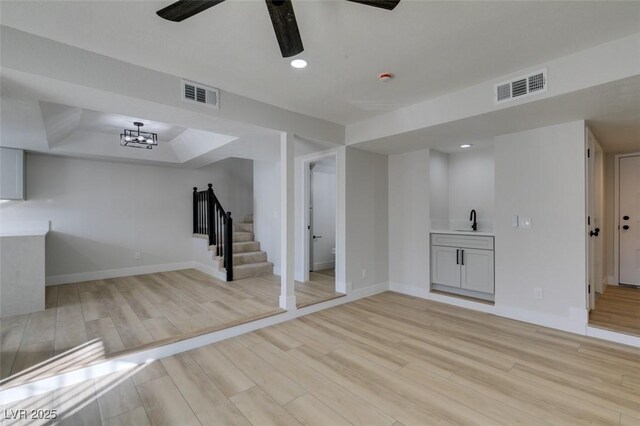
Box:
311 168 336 271
448 148 494 231
253 160 281 275
494 121 587 332
0 153 253 280
428 150 449 230
346 147 388 290
389 149 430 293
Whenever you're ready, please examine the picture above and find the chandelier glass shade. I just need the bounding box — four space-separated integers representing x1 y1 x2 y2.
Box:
120 122 158 149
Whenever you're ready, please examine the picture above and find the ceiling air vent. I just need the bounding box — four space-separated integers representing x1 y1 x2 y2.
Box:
182 80 219 109
495 69 547 104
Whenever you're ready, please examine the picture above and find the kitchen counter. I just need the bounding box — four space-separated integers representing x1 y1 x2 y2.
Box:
0 225 47 317
431 230 494 237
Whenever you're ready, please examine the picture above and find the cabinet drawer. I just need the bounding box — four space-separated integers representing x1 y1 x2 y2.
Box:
430 233 494 250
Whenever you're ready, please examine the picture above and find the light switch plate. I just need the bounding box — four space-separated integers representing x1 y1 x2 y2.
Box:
520 217 532 229
512 215 519 228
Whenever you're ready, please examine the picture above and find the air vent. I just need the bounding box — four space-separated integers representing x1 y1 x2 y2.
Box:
495 69 547 104
182 80 220 109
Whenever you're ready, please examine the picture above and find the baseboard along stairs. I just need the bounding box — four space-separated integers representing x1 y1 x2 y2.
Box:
195 214 274 280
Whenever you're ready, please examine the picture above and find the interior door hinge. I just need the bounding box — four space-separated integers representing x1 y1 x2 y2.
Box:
588 285 591 294
588 216 591 226
587 149 590 158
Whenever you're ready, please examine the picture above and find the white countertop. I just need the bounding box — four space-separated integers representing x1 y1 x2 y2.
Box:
431 230 495 237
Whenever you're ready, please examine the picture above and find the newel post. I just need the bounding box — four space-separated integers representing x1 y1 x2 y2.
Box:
225 211 233 281
192 187 198 234
207 184 215 246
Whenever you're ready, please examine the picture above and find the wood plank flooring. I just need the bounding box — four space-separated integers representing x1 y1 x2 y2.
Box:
3 291 640 425
590 285 640 336
1 269 339 382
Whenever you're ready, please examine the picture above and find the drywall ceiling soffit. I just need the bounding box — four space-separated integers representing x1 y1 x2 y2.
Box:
2 1 640 124
351 75 640 155
2 98 283 166
38 101 82 147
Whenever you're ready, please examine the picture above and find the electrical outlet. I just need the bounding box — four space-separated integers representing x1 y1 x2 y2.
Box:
361 268 367 279
534 288 543 300
134 251 141 260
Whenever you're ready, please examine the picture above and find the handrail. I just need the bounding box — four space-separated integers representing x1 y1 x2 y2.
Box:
193 183 233 281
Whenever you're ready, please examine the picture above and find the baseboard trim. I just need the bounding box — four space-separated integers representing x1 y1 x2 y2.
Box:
607 276 617 286
493 305 588 335
388 282 429 299
389 282 495 313
45 262 194 286
389 282 587 334
0 281 389 403
192 261 227 282
587 326 640 348
313 261 335 271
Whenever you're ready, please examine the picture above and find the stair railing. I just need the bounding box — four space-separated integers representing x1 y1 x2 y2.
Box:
193 183 233 281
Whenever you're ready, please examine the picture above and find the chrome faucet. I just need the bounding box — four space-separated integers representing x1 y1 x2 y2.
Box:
470 209 477 231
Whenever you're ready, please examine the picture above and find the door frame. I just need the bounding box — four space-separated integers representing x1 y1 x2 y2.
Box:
614 151 640 286
295 147 346 293
586 130 596 310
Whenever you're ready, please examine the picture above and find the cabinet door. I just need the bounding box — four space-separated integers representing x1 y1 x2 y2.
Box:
460 249 494 294
0 148 24 200
431 245 460 288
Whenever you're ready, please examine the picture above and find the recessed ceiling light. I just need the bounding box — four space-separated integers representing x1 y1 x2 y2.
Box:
460 144 473 149
290 59 307 69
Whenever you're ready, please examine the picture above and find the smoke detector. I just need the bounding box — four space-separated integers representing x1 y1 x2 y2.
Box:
378 72 394 82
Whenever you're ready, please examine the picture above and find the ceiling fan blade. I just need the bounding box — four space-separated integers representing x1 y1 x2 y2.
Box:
265 0 304 58
345 0 400 11
157 0 226 22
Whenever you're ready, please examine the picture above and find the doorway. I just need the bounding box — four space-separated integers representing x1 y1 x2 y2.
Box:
618 154 640 286
309 158 337 275
294 150 344 308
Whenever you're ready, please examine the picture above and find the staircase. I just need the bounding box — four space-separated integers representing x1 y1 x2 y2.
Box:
217 214 274 280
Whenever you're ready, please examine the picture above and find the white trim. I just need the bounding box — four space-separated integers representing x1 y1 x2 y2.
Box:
390 282 586 334
494 305 588 335
587 326 640 348
614 151 640 287
192 261 226 282
607 275 617 286
45 262 194 286
295 147 345 295
279 295 297 311
0 281 389 403
389 282 430 299
313 261 335 271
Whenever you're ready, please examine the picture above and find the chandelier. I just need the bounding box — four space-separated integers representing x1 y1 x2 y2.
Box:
120 122 158 149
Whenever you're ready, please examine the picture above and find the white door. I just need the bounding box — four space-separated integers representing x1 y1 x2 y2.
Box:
461 249 494 294
431 246 461 288
619 155 640 286
586 135 597 309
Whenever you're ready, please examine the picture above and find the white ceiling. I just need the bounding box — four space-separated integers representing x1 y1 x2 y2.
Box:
2 0 639 126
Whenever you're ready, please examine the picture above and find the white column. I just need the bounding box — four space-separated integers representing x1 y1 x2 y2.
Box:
335 147 348 294
280 131 296 310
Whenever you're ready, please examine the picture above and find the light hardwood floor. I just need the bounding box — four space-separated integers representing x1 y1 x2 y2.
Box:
3 291 640 425
1 269 340 382
590 285 640 336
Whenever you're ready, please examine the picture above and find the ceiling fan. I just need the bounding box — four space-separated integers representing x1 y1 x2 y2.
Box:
156 0 400 58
